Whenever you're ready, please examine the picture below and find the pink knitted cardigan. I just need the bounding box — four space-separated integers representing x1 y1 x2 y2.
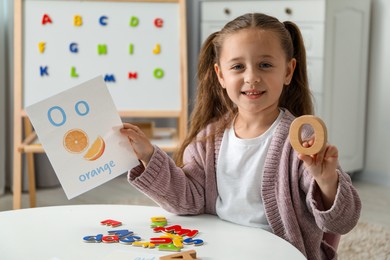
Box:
129 109 361 259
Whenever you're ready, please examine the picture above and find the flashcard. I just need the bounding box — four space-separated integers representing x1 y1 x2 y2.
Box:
25 76 139 199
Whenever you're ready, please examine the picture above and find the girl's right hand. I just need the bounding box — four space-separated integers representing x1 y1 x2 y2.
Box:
120 123 154 166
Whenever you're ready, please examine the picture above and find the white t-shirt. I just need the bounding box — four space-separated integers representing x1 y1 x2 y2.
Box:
216 110 284 230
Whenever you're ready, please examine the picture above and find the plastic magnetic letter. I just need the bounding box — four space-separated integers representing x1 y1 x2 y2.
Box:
119 235 141 245
97 44 107 55
180 229 198 238
128 72 138 79
153 68 164 79
151 216 167 227
154 18 163 28
83 234 103 243
165 225 182 233
159 250 198 260
74 15 83 26
100 219 122 227
129 43 134 54
129 16 139 27
151 221 167 228
158 243 181 252
108 229 133 238
104 74 116 82
150 237 172 245
176 228 191 236
172 238 183 248
42 14 52 25
151 216 167 222
152 44 161 54
161 232 182 241
132 241 156 248
153 226 166 233
70 67 79 77
40 66 49 76
99 16 108 26
69 43 78 53
38 42 45 53
183 238 204 246
102 235 119 243
289 115 327 155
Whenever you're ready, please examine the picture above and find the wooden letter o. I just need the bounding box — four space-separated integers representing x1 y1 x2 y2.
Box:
289 115 327 155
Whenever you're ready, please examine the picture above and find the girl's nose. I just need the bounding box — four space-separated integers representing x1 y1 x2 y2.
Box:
244 69 260 88
244 77 260 88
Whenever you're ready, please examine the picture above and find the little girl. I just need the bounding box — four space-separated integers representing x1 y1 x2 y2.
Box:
121 13 361 259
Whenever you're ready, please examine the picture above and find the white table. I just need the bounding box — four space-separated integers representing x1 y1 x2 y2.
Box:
0 205 305 259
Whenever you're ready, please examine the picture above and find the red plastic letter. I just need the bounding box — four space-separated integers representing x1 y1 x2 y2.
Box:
42 14 52 25
154 18 163 28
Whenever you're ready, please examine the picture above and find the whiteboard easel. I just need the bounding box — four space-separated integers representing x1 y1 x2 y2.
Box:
13 0 188 209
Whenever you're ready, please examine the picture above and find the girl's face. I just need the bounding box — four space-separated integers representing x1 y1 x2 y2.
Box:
214 28 296 117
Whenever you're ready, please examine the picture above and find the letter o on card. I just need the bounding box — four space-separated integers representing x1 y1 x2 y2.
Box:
289 115 327 155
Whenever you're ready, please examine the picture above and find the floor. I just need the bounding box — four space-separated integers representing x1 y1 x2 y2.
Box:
0 175 389 229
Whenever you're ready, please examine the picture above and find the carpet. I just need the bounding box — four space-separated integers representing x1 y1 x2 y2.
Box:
338 221 390 259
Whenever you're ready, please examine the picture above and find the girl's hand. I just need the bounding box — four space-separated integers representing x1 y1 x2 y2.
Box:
298 138 339 209
120 123 154 166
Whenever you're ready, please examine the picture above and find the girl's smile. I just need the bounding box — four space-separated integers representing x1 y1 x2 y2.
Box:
241 90 266 98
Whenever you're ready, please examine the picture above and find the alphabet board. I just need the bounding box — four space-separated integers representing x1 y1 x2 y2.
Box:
23 0 184 112
12 0 187 209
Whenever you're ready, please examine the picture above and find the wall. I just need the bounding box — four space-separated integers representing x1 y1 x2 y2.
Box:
0 0 6 195
355 0 390 186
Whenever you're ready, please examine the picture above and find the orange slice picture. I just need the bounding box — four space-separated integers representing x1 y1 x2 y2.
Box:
84 136 105 161
63 129 89 153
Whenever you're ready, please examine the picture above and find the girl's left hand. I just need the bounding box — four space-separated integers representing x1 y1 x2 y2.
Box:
298 138 339 209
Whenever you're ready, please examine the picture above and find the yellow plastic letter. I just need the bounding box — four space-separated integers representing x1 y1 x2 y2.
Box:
74 15 83 26
152 44 161 55
38 42 46 53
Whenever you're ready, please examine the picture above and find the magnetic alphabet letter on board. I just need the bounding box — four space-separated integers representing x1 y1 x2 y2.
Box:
42 14 52 25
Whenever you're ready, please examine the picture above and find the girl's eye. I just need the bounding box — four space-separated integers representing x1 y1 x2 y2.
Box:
231 64 244 70
259 63 272 69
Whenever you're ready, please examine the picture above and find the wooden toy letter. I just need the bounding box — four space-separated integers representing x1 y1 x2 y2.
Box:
289 115 327 155
159 250 198 260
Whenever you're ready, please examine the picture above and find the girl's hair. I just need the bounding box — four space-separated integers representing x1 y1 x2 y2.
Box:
174 13 313 166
